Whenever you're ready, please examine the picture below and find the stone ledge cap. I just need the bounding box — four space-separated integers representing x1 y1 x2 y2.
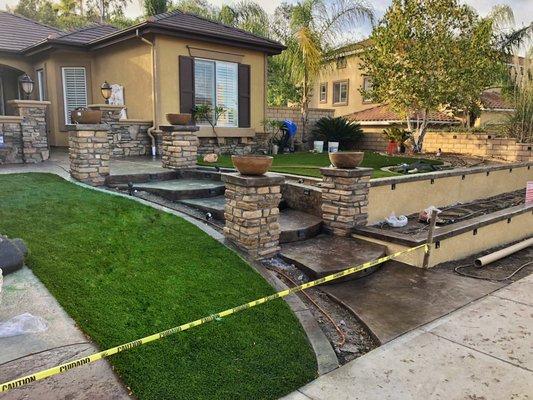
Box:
320 167 373 177
160 124 200 132
6 100 51 108
66 123 109 131
221 172 285 187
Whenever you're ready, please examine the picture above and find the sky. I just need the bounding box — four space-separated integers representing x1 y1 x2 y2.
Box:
0 0 531 38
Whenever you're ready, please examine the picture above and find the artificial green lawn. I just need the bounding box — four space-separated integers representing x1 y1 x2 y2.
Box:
0 173 316 399
197 151 442 178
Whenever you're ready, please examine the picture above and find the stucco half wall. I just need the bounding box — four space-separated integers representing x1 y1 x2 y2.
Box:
368 163 532 224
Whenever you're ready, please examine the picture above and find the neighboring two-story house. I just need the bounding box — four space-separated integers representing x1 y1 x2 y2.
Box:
310 40 519 133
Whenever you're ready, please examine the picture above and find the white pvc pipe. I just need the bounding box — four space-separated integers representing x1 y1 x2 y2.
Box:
475 237 533 267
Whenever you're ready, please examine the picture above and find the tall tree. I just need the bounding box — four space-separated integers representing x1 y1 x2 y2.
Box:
273 0 374 138
360 0 502 151
144 0 167 16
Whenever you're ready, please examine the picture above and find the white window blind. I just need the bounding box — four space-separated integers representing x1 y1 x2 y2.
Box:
194 59 238 127
62 67 87 124
216 61 238 127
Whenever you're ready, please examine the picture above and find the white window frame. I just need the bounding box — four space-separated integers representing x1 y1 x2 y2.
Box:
194 58 238 128
61 67 87 124
333 80 349 105
362 76 373 103
319 82 327 103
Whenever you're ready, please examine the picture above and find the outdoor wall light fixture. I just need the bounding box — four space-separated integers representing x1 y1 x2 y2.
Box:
100 81 112 104
19 74 34 99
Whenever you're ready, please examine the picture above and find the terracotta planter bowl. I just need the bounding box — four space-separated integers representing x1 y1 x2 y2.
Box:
231 155 273 176
329 151 364 169
70 109 102 124
166 113 192 125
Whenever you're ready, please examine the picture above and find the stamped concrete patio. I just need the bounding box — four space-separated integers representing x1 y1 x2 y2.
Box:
282 272 533 400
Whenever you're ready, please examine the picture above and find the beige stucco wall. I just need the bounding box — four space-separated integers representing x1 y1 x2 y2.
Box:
154 35 267 135
309 53 378 117
32 51 95 147
476 110 513 127
355 209 532 268
92 40 153 123
368 164 532 224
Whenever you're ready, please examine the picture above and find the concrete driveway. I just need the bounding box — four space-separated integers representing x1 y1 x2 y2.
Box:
282 273 533 400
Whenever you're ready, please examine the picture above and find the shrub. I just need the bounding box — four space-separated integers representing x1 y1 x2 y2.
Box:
312 117 363 150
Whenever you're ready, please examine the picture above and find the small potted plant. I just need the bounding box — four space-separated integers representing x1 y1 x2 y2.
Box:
383 126 411 155
261 119 284 155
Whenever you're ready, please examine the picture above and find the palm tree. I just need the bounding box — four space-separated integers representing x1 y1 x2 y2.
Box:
273 0 374 140
488 5 532 55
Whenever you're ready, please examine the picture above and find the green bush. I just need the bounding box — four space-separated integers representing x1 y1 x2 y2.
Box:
312 117 363 150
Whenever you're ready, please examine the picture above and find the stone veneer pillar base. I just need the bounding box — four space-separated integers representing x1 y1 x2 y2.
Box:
320 167 372 236
222 173 284 260
68 124 110 186
160 124 200 169
7 100 51 163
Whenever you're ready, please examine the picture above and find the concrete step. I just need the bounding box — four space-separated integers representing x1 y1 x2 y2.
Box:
132 179 225 201
180 196 226 219
280 235 387 283
279 210 322 244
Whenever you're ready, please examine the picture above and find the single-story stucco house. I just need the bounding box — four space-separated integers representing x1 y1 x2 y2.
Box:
0 10 284 150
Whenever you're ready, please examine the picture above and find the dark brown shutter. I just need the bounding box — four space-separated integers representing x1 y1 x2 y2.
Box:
238 64 251 128
179 56 195 114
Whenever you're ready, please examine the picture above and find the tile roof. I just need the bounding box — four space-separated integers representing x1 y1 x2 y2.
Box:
0 11 63 52
2 10 284 55
55 24 119 44
480 91 514 110
148 11 283 50
346 104 457 123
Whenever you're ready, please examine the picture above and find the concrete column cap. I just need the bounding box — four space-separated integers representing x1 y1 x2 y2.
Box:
160 124 200 132
320 167 373 177
88 104 125 110
6 100 51 108
221 172 284 187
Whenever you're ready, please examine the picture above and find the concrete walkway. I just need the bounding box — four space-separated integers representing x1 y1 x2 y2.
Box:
0 267 130 399
282 273 533 400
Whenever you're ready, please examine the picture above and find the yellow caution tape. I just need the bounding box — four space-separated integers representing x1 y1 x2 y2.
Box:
0 243 428 393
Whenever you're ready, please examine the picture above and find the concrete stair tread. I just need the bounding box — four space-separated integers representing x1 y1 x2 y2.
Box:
279 210 323 243
280 235 387 281
132 179 225 200
179 196 226 219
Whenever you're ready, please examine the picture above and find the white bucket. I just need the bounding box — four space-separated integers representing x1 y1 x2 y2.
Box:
313 141 324 153
328 141 339 153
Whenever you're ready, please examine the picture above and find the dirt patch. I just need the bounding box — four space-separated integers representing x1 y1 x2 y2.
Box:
262 258 378 365
412 152 506 168
437 242 532 283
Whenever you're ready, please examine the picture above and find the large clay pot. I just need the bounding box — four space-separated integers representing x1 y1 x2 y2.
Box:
70 109 102 124
329 151 364 169
231 155 273 176
166 113 192 125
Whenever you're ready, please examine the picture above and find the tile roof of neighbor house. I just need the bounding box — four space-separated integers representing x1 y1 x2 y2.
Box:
480 91 514 110
0 11 63 52
346 104 458 123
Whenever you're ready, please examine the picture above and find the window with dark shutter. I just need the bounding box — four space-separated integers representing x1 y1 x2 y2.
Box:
238 64 250 128
179 56 195 114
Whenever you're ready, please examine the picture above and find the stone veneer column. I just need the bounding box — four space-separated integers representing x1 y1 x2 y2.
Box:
221 173 284 259
160 125 200 169
320 167 372 236
7 100 51 163
68 124 110 186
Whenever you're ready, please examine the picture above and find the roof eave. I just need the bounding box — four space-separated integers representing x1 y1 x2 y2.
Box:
88 22 285 55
